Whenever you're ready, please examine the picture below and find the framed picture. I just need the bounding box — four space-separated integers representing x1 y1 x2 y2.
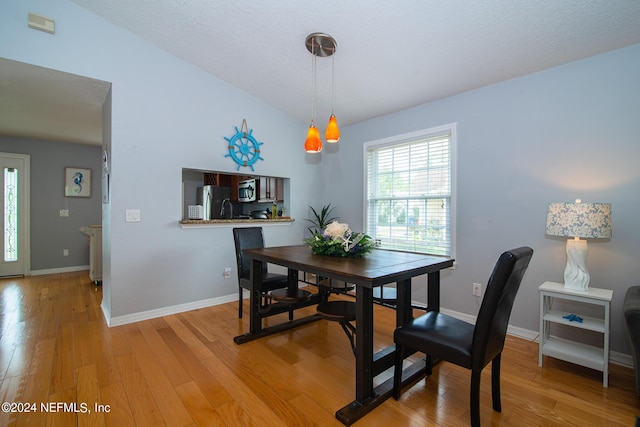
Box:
64 167 91 197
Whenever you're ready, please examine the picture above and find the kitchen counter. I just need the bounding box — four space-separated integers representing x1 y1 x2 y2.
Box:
179 217 294 228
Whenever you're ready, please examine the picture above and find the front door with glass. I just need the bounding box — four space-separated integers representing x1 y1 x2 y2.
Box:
0 153 29 277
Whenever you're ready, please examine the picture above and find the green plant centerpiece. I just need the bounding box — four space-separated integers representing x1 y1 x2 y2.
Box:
306 204 338 236
304 220 375 258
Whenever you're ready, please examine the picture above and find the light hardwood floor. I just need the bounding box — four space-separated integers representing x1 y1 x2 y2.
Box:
0 271 638 426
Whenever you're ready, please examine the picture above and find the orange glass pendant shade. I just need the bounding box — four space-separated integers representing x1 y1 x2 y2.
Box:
304 124 323 153
325 114 340 143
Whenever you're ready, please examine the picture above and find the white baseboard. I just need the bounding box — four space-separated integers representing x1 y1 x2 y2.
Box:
101 301 112 327
610 351 634 368
107 293 238 327
439 307 633 369
102 293 634 369
30 265 89 276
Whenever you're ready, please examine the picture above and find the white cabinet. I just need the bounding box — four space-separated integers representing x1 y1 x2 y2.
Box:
80 225 102 284
538 281 612 386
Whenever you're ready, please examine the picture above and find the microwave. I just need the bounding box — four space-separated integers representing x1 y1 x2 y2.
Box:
238 179 256 202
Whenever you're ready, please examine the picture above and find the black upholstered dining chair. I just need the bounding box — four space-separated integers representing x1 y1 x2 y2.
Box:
393 246 533 427
232 227 289 318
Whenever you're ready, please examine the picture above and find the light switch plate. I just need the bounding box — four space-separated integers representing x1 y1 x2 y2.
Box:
59 209 69 217
125 209 141 222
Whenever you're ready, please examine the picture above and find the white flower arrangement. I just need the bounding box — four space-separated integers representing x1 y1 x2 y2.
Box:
304 221 375 258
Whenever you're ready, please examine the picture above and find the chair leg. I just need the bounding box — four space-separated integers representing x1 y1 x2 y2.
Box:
393 344 404 400
238 287 243 318
470 370 481 427
491 353 502 412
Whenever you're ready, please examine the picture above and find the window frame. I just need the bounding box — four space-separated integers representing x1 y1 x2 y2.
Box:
362 123 457 258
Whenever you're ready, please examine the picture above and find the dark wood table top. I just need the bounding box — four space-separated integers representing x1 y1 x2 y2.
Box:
243 245 454 288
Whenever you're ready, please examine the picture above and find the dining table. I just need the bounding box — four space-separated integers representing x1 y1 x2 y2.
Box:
234 244 454 425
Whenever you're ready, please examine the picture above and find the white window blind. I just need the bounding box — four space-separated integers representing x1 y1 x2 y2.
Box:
364 125 455 256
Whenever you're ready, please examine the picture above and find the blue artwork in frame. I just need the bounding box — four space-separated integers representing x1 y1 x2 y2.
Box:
65 167 91 197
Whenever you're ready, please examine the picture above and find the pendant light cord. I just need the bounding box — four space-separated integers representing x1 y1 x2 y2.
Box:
330 46 335 115
311 42 317 125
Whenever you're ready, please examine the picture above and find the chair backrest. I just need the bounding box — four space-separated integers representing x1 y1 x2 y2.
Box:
472 246 534 369
232 227 268 283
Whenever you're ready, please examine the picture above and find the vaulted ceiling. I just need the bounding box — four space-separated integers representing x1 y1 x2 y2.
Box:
3 0 640 145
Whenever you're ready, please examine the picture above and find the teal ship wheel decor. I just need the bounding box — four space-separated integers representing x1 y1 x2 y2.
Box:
224 119 264 171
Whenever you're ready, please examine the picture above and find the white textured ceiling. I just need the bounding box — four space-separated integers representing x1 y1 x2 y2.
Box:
3 0 640 145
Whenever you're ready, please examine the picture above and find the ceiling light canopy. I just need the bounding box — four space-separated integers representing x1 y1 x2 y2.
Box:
304 32 340 153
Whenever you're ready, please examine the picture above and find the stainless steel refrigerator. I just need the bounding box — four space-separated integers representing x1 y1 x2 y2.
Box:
197 185 231 219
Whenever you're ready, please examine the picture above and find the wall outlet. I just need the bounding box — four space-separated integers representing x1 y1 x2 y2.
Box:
59 209 69 217
472 282 482 297
224 267 232 279
63 249 69 256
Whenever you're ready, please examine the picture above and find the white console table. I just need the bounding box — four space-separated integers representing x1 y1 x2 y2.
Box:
538 281 612 387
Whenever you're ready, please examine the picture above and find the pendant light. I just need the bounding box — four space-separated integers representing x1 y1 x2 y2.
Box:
304 35 322 152
325 45 340 143
304 33 338 152
304 124 322 153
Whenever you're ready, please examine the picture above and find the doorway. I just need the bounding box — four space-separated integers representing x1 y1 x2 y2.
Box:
0 153 30 277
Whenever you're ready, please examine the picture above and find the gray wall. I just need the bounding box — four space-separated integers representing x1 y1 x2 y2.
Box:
0 136 102 271
329 44 640 356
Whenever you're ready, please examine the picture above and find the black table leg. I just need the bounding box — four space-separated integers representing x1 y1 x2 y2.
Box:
355 286 374 402
336 274 443 425
396 278 413 326
336 285 373 424
249 258 264 334
427 270 440 312
288 268 299 291
425 271 442 370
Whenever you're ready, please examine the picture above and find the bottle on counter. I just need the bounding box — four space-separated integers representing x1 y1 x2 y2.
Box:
272 201 278 219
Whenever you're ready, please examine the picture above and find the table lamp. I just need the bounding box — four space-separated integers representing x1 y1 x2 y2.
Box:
545 200 611 291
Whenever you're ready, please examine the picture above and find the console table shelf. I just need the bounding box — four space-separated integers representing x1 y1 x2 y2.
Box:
538 281 612 387
542 310 606 333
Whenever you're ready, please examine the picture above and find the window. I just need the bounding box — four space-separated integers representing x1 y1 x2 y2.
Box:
4 167 18 262
364 124 456 256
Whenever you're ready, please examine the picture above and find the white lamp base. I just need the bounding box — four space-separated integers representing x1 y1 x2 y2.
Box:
564 238 590 291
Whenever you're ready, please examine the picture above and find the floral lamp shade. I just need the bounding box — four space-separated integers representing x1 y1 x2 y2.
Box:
545 202 612 239
545 201 612 291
